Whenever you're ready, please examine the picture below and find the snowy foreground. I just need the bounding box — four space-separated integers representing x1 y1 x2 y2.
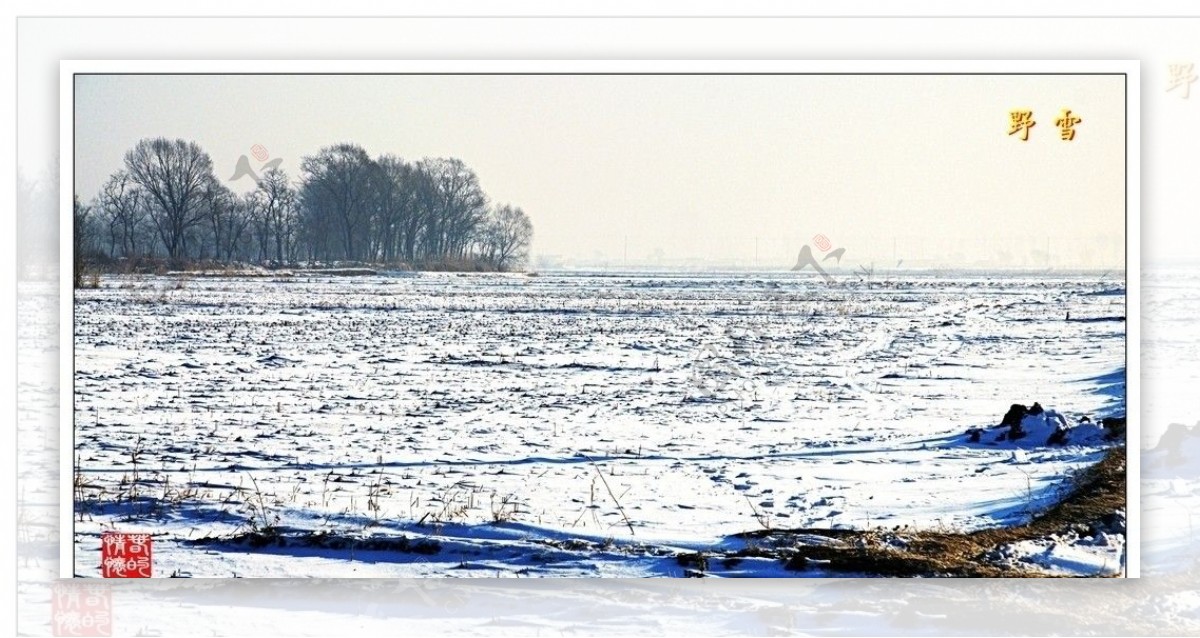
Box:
72 271 1127 578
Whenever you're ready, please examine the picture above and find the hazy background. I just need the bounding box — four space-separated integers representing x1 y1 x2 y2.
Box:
73 73 1126 270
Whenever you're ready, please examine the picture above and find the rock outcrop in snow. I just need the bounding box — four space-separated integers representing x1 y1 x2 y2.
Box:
1147 421 1200 477
967 403 1122 448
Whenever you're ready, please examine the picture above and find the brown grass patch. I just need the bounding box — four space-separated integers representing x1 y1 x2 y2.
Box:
734 446 1127 577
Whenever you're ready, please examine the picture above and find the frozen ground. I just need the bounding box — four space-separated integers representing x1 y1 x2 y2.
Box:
71 271 1127 578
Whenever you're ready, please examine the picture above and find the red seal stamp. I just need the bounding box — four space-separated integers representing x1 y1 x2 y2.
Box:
100 532 152 578
52 581 111 636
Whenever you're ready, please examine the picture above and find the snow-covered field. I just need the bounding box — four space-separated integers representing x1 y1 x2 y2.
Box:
71 271 1127 578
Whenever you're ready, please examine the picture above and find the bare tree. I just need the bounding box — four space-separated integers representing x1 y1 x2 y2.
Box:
203 178 252 262
124 138 215 263
404 165 439 262
73 195 94 287
483 204 534 270
96 170 146 259
419 157 488 261
300 144 376 261
92 138 533 271
250 168 298 264
370 154 410 263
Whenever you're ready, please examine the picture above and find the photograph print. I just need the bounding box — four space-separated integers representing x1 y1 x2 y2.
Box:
68 63 1133 578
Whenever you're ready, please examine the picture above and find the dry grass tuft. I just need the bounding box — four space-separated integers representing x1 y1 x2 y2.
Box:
734 447 1127 577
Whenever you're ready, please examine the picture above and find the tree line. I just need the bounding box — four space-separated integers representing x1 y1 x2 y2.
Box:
74 138 534 282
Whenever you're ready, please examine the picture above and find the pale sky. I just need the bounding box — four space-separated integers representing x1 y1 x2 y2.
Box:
74 73 1126 269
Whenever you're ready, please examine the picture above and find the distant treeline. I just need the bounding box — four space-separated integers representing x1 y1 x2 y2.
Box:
74 138 534 284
